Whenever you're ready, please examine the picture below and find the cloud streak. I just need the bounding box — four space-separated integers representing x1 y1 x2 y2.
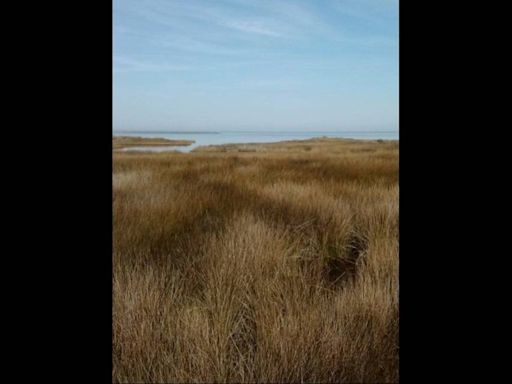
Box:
113 57 193 73
222 20 284 37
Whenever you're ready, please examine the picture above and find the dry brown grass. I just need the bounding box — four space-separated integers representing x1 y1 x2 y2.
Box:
113 138 399 383
113 136 194 149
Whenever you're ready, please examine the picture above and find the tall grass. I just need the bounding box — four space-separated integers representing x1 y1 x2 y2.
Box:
113 139 399 383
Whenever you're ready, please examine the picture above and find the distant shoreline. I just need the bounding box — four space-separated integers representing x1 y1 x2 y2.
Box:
113 130 396 135
114 131 220 135
113 136 195 150
114 136 398 154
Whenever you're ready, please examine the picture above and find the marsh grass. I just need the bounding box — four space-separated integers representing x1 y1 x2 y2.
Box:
113 136 195 149
113 138 399 383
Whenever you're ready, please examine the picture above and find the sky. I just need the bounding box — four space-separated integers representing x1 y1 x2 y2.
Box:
113 0 398 132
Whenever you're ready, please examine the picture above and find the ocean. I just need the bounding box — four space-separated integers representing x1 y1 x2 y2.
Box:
113 130 399 152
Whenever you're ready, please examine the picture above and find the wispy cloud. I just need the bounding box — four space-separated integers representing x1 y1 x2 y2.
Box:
113 57 192 73
221 20 284 37
116 0 396 55
331 0 398 23
118 0 325 39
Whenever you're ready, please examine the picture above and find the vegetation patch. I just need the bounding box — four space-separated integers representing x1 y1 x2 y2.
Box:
113 138 398 383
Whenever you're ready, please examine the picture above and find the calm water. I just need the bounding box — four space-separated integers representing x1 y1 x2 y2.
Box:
114 130 399 153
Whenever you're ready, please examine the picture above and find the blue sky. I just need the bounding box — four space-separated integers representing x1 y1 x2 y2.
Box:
113 0 398 132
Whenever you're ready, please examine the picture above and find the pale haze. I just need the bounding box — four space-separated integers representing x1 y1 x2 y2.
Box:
113 0 398 132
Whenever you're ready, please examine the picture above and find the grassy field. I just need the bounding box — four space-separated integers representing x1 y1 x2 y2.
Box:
113 138 399 383
113 136 195 150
